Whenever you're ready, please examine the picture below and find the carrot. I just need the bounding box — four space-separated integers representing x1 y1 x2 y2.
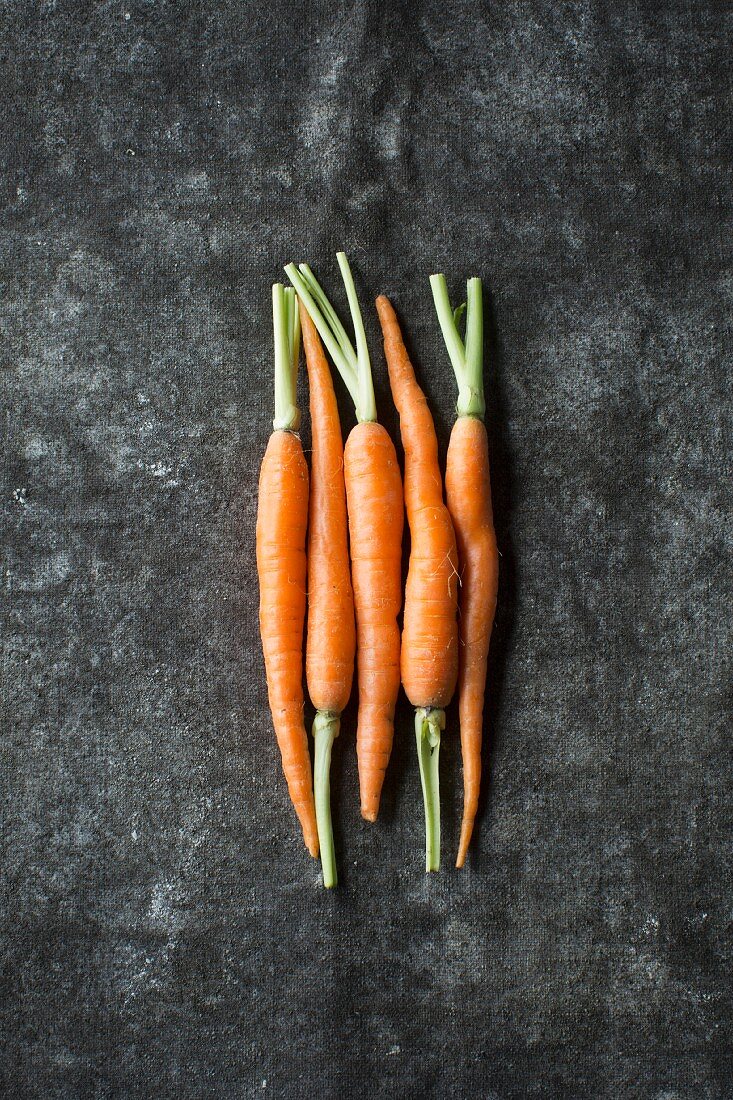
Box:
376 295 459 871
285 254 403 823
300 302 356 887
430 275 499 867
256 284 319 859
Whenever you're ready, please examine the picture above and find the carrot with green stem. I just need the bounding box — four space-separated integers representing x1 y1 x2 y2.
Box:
300 303 356 887
285 253 403 823
430 274 499 868
376 295 459 871
256 284 319 858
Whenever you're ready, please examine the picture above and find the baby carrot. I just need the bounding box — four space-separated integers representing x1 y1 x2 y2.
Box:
256 285 319 858
286 254 404 823
301 303 356 887
430 275 499 867
376 295 459 871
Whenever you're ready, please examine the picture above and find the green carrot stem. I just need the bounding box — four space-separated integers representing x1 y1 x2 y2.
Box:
336 251 376 426
415 707 444 872
299 263 353 365
430 273 485 420
272 284 301 431
313 711 340 888
285 254 377 424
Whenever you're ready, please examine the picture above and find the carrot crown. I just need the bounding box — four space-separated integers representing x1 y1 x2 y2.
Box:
430 274 485 420
284 252 377 424
272 283 302 432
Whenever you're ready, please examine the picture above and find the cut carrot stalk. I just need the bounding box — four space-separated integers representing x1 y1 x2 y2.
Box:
300 303 356 887
256 285 319 858
286 254 404 823
376 295 459 871
430 274 499 868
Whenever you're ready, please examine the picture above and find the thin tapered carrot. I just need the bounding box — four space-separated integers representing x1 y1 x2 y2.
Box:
301 302 356 887
286 254 403 823
431 275 499 868
256 284 319 858
376 295 459 871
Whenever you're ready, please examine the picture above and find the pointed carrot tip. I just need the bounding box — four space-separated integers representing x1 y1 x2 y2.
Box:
456 821 474 867
304 833 320 859
361 807 378 823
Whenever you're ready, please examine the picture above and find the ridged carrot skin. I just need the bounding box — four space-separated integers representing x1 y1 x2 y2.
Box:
376 295 459 708
344 421 404 822
302 304 356 716
256 428 319 858
445 415 498 867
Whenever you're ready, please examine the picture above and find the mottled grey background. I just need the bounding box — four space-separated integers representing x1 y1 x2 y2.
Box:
2 1 732 1097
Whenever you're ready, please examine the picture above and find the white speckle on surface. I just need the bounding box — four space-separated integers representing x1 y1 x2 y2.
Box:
642 914 660 936
137 460 175 480
148 881 186 938
12 488 28 505
388 1045 401 1056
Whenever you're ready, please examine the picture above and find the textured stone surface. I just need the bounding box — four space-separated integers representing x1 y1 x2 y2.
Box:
2 2 732 1097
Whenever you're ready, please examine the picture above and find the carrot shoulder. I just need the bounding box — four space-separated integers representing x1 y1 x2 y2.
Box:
256 284 319 859
376 294 459 871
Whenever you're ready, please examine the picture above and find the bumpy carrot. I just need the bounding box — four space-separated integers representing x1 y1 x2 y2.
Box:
256 284 319 858
431 275 499 867
286 254 403 823
376 295 459 871
301 303 356 886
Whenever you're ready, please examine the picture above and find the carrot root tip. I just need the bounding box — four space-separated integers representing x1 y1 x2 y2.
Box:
415 707 444 872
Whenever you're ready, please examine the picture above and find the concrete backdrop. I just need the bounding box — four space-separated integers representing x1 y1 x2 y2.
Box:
2 2 732 1097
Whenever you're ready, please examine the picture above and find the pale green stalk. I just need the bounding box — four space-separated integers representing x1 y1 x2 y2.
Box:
430 274 485 419
313 712 340 888
415 707 444 872
272 284 301 431
285 253 377 424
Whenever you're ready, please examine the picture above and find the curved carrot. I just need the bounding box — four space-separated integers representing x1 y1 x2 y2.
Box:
431 275 499 867
256 285 319 859
376 295 459 871
301 302 356 886
286 254 403 823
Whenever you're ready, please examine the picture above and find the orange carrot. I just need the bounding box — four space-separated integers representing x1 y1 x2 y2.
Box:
344 422 403 820
301 303 356 886
431 275 499 867
256 284 319 858
286 254 403 823
376 295 459 871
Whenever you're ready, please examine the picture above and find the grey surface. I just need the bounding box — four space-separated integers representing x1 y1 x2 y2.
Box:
2 2 732 1097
